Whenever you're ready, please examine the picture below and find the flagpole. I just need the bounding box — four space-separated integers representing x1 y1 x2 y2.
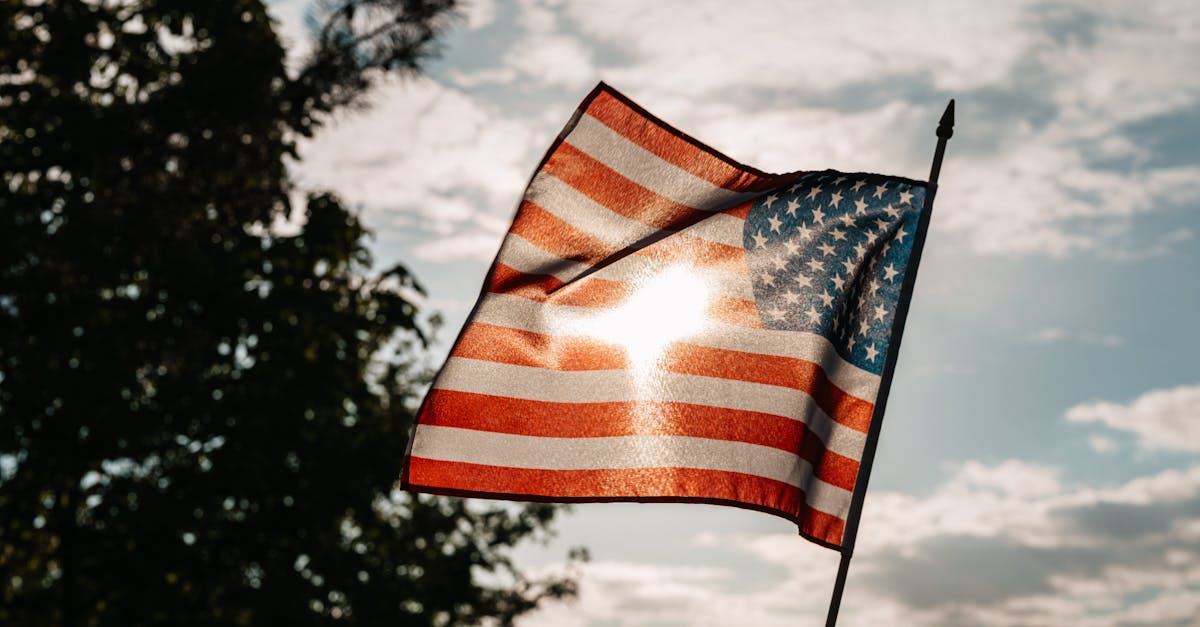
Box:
823 99 955 627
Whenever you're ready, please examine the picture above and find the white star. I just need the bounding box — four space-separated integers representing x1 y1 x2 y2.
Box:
806 258 825 273
873 184 887 199
883 263 899 281
764 193 779 208
761 274 776 287
854 198 869 215
770 253 788 271
806 185 823 200
796 222 813 240
842 258 857 275
767 307 786 321
818 242 836 257
818 290 835 308
883 204 901 218
853 242 869 259
794 273 812 289
831 274 846 290
858 318 871 337
899 189 913 205
783 291 800 305
805 306 822 324
865 343 880 362
829 191 843 207
831 227 847 241
875 218 890 231
847 335 857 351
852 180 866 192
811 207 826 224
834 176 847 185
895 225 908 242
873 304 887 321
785 198 801 217
788 181 804 193
839 213 856 227
752 230 768 249
783 239 800 256
768 215 783 233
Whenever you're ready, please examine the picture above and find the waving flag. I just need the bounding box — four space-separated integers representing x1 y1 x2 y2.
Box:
402 83 930 549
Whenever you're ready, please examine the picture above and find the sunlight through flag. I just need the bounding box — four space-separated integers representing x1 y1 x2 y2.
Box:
402 83 940 551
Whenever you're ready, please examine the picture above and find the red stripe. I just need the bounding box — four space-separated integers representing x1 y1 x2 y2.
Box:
725 200 753 220
509 200 611 267
585 91 787 194
420 389 861 491
545 142 709 229
661 345 874 433
454 321 627 369
451 323 871 433
407 457 846 546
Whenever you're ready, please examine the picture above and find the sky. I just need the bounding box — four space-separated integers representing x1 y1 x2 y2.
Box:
270 1 1200 624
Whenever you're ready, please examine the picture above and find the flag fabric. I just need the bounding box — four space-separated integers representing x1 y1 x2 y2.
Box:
402 83 928 550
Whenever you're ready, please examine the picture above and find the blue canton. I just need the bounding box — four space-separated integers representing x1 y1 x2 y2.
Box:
743 170 925 375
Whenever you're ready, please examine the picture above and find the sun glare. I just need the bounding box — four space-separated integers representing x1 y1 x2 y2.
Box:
578 265 713 370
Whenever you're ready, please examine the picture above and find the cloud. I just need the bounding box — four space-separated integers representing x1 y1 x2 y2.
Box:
278 0 1200 262
411 230 504 262
1088 434 1120 454
462 0 497 30
502 33 595 89
549 0 1200 259
293 76 548 261
1029 327 1123 347
521 460 1200 627
560 0 1039 98
1066 384 1200 453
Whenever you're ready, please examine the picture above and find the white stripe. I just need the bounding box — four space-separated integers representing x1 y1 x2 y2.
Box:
684 213 745 249
433 357 867 461
527 171 747 250
411 425 852 516
472 293 880 400
494 234 590 283
568 114 759 211
526 172 658 248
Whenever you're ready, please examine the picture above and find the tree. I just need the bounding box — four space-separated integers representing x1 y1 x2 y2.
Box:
0 1 580 624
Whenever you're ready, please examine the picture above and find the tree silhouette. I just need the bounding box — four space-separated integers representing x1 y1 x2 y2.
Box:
0 1 580 625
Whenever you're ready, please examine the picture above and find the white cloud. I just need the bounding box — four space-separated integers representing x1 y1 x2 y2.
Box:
1066 384 1200 453
1029 327 1123 347
502 33 595 89
560 0 1039 98
277 0 1200 261
1087 434 1120 454
293 77 545 260
462 0 497 30
411 230 504 262
551 0 1200 259
522 460 1200 627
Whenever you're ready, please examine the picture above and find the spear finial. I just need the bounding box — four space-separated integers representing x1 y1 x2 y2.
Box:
937 99 955 139
928 99 955 186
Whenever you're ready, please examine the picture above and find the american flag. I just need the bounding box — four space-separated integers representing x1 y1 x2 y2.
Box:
402 83 928 549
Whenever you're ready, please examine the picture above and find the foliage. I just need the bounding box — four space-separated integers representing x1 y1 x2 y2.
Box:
0 1 580 624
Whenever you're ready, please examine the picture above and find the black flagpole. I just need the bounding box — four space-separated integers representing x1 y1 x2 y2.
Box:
823 99 955 627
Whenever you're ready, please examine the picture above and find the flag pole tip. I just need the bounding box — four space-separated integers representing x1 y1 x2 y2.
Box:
937 100 955 139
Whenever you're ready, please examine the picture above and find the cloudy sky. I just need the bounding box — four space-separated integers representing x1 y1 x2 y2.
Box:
270 1 1200 624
